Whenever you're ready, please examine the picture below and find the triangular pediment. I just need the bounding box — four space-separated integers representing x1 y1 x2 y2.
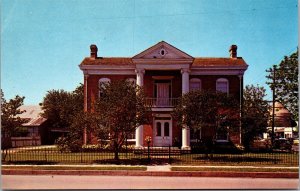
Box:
132 41 193 59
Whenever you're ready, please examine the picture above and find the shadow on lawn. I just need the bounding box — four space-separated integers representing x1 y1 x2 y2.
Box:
94 158 182 165
193 155 279 163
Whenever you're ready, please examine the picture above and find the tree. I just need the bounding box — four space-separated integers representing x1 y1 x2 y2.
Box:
41 83 84 129
173 90 240 151
242 85 270 150
1 90 27 148
93 80 150 160
266 50 298 121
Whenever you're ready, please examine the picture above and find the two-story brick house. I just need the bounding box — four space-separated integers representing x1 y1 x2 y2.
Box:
79 41 248 149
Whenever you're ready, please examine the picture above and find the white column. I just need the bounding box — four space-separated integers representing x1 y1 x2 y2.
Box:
181 69 190 150
181 69 190 94
135 69 145 148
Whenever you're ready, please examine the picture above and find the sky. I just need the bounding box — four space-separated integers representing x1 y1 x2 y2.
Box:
1 0 298 105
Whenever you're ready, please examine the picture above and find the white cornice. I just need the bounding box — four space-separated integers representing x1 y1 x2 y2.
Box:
133 58 194 64
136 63 190 70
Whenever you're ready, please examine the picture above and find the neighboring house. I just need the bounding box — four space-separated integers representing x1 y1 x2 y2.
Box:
264 102 298 139
79 41 248 149
12 105 49 147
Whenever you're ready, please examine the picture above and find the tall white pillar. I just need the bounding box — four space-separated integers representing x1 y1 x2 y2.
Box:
135 69 145 148
181 69 190 150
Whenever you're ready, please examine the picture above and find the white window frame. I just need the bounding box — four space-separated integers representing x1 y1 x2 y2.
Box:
126 78 136 86
189 78 202 91
99 78 111 98
216 78 229 94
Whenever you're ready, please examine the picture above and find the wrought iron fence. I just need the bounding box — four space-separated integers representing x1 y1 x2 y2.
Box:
1 145 298 166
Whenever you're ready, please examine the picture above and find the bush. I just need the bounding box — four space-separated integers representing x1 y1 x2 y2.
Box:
55 137 82 153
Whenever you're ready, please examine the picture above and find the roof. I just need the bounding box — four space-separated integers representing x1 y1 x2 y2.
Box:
18 105 46 126
192 57 247 67
80 57 247 67
80 57 134 66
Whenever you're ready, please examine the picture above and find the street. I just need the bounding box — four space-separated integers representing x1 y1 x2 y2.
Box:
2 175 299 189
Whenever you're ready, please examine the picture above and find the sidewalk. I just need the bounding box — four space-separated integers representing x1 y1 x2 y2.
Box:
2 164 299 178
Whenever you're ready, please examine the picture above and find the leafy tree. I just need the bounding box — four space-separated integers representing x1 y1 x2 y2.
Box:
266 50 298 120
1 90 27 149
93 80 150 160
242 85 270 150
173 90 240 151
41 83 84 129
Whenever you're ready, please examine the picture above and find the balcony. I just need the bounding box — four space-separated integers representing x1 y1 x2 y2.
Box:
145 98 179 108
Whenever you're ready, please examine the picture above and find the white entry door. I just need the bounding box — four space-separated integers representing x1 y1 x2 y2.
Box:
153 120 172 146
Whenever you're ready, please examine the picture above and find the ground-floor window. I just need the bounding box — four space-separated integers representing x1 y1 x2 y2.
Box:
216 127 229 141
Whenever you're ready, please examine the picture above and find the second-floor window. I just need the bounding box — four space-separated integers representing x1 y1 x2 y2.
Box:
216 78 229 94
126 78 136 86
99 78 111 98
190 78 202 91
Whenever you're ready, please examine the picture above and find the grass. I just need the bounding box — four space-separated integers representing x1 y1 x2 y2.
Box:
2 147 299 166
171 167 299 172
1 165 147 171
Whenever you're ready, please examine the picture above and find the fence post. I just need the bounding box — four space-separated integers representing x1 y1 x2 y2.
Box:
169 145 171 164
147 142 150 163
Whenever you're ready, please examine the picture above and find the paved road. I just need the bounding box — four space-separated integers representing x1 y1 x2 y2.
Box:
2 175 299 189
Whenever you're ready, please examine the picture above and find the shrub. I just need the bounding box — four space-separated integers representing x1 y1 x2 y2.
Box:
55 136 82 153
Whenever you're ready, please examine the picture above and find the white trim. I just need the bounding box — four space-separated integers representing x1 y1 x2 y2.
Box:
132 41 194 59
136 63 190 70
152 76 174 80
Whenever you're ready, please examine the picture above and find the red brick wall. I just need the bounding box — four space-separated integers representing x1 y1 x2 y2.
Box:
84 72 242 146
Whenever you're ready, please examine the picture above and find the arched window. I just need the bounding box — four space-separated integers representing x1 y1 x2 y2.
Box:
189 78 202 91
99 78 111 98
126 78 136 86
216 78 229 94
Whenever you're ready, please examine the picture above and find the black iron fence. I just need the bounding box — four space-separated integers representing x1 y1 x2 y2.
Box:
1 145 298 166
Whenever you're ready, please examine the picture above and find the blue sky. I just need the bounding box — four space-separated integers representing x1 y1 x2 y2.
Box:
1 0 298 104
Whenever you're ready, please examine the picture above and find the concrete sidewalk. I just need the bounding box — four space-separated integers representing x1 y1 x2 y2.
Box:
2 164 299 178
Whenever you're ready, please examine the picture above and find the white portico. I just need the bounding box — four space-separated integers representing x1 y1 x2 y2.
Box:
132 41 194 149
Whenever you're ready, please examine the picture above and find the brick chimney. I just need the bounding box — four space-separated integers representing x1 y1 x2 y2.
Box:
90 44 98 59
229 45 237 58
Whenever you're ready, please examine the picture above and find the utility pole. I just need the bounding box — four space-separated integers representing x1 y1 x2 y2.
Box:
271 65 277 147
266 65 277 147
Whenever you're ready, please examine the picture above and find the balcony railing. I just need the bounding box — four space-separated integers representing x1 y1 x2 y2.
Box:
145 98 179 108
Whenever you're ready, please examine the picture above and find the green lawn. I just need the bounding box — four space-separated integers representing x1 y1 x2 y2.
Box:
171 166 299 172
2 147 299 166
1 165 146 171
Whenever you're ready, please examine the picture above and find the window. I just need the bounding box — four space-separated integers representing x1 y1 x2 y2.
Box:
156 122 161 136
216 127 229 142
216 78 229 94
99 78 111 98
189 78 201 91
164 122 169 136
191 128 201 140
126 78 136 86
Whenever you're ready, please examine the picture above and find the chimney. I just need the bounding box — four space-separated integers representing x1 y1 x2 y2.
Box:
90 44 98 59
229 45 237 58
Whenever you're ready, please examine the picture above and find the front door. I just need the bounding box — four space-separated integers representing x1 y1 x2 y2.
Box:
153 119 172 146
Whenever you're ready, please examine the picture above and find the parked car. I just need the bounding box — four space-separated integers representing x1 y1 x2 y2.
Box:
273 138 292 151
